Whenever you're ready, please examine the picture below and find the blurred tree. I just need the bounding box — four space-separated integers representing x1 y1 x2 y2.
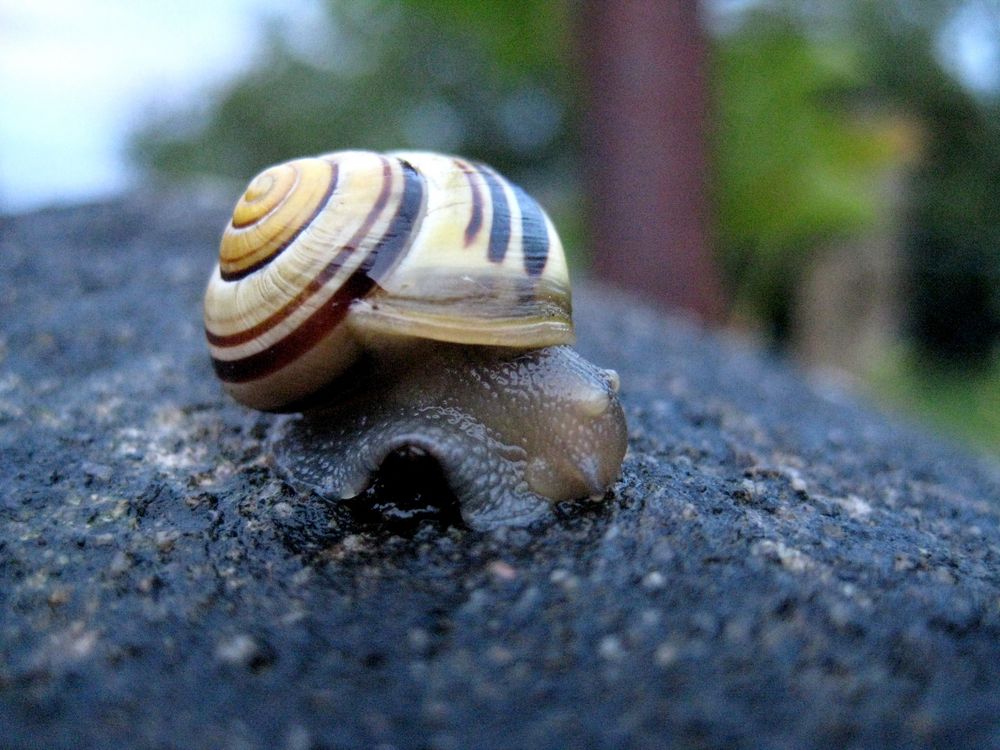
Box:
712 0 1000 365
710 13 900 340
129 0 586 249
851 2 1000 364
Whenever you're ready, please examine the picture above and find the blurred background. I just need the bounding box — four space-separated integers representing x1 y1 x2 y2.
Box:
1 0 998 453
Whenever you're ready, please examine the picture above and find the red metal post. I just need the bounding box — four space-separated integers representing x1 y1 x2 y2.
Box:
579 0 725 322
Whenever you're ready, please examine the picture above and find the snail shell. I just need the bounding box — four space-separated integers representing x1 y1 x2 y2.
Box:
204 150 627 530
205 150 572 412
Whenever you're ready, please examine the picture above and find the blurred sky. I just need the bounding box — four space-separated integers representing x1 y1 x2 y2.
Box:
0 0 317 212
1 0 997 214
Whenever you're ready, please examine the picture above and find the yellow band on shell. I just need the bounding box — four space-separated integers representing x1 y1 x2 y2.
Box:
219 158 337 278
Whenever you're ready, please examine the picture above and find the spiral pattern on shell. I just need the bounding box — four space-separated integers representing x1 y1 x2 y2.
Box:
204 150 573 412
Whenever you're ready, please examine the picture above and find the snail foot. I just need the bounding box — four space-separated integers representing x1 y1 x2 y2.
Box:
271 406 552 532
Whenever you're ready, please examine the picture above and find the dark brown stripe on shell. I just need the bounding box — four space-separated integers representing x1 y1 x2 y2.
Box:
457 159 483 246
366 160 425 282
478 165 511 264
219 162 340 282
206 158 393 348
211 158 425 388
211 271 374 385
511 183 549 276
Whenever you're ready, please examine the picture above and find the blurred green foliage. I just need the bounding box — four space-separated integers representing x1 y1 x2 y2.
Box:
854 5 1000 364
130 0 585 251
132 1 574 173
716 1 1000 455
711 17 899 337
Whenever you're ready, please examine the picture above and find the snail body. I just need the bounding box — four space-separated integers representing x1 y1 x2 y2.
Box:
204 150 626 530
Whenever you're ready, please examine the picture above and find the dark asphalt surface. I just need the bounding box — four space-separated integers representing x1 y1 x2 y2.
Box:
1 193 999 749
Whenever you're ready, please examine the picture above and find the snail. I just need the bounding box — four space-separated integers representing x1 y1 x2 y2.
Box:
204 150 627 530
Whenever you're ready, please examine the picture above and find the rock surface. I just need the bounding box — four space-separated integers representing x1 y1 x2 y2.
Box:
1 194 999 750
